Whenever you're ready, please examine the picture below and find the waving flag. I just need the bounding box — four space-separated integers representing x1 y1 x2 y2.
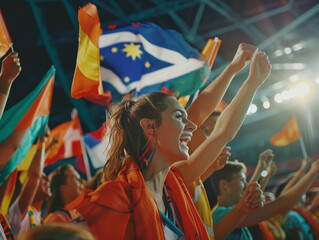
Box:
84 123 107 169
71 3 210 104
45 114 82 166
0 9 12 58
270 116 301 146
0 66 55 185
178 37 221 108
45 110 91 178
71 3 109 105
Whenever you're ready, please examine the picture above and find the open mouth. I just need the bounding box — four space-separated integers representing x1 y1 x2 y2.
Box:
180 135 192 148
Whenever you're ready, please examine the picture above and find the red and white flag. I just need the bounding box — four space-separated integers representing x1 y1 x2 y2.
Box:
45 110 91 178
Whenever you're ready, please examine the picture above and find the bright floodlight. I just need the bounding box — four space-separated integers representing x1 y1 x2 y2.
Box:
263 101 270 109
247 104 257 115
292 42 304 51
289 74 299 82
261 170 268 177
274 49 283 57
316 77 319 84
274 93 283 103
296 82 311 98
284 47 292 54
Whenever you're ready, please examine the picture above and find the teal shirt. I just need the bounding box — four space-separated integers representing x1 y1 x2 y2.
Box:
282 210 314 240
212 206 253 240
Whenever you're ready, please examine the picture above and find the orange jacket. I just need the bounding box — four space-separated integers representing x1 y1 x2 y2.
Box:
68 157 209 240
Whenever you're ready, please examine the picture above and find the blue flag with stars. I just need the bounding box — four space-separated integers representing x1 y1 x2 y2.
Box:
99 22 210 102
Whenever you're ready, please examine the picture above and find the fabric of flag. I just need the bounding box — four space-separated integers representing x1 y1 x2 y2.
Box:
1 143 39 216
18 144 38 183
0 67 54 185
0 169 17 216
84 123 107 169
99 22 210 102
71 3 210 104
71 3 110 105
45 112 83 167
201 37 221 69
178 37 221 108
45 110 91 178
0 9 12 58
270 116 301 146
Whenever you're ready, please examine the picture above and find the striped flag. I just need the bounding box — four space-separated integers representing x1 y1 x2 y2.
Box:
0 66 55 185
71 3 109 105
0 9 12 58
71 3 210 104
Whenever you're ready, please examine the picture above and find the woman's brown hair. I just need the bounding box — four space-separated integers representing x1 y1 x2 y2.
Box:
103 92 172 181
45 164 73 216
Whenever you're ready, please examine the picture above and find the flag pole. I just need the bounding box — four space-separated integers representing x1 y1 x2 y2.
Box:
299 136 307 159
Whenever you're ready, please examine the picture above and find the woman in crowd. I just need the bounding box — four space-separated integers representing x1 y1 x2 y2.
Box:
44 165 84 224
68 51 271 239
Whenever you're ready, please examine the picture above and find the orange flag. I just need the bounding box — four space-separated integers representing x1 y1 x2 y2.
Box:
45 111 83 166
270 116 301 146
178 37 222 108
0 9 12 58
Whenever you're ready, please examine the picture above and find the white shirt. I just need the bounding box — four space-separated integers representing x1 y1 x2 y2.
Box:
0 227 6 240
6 200 41 237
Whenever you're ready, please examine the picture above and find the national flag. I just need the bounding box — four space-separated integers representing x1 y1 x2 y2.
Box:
45 111 83 166
0 67 55 185
83 123 107 169
45 110 91 178
0 9 12 58
270 116 301 146
71 3 110 105
71 3 210 104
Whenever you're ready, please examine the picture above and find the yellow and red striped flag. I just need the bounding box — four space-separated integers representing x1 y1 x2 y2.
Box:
270 116 301 146
71 3 111 105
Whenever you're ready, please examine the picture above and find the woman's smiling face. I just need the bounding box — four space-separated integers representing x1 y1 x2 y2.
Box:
153 96 197 165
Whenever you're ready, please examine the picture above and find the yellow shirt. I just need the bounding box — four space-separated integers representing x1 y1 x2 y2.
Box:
264 214 286 240
188 178 215 240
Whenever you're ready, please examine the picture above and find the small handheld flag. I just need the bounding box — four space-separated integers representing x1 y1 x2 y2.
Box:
0 9 13 58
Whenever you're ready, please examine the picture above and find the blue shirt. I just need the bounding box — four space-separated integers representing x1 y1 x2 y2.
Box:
212 206 253 240
282 210 314 240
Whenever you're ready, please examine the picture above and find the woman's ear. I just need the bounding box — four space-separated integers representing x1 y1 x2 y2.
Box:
140 118 156 136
